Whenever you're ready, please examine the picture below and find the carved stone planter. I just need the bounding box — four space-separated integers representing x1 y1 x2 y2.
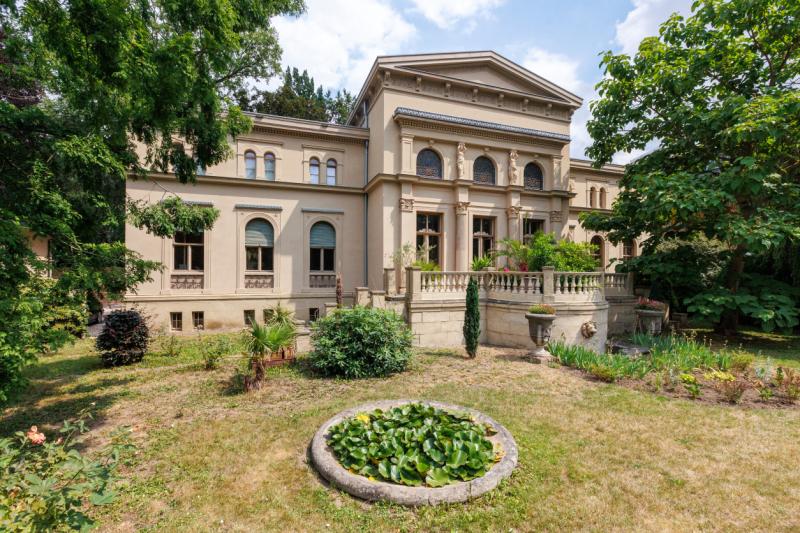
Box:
636 309 664 335
525 312 556 363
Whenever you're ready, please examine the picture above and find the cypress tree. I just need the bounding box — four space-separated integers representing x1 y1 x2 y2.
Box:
463 278 480 358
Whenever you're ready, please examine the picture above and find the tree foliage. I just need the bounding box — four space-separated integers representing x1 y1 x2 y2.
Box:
237 67 355 124
0 0 302 402
495 233 598 272
581 0 800 333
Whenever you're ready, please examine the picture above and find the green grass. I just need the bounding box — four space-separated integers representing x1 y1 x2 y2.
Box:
2 334 800 531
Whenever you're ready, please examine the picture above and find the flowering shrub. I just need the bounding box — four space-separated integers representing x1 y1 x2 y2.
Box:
0 408 133 531
635 297 666 311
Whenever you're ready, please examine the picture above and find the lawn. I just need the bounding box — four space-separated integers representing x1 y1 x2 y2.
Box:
2 331 800 532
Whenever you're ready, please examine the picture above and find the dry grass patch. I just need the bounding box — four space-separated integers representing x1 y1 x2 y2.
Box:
2 339 800 531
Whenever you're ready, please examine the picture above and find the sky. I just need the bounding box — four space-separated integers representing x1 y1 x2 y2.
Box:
269 0 692 163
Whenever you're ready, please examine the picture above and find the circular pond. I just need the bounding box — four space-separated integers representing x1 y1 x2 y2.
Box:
309 399 518 506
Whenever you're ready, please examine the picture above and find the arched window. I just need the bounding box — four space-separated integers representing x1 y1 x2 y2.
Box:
600 188 607 209
473 156 495 185
623 240 636 260
523 163 544 190
416 149 442 178
245 219 274 271
244 151 256 179
264 153 275 181
309 157 320 184
326 159 337 185
590 235 605 267
589 187 597 208
310 221 335 272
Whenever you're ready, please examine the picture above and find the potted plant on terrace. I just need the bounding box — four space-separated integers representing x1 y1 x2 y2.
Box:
635 297 666 335
525 304 557 363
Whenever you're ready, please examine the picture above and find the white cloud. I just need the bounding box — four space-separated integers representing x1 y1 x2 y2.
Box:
614 0 692 55
271 0 416 93
522 47 585 95
409 0 505 30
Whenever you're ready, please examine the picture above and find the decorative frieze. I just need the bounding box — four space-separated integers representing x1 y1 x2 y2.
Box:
171 273 203 290
550 210 563 223
244 274 274 289
400 198 415 212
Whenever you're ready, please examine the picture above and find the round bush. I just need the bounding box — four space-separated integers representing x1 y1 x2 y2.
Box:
309 306 412 378
95 310 149 367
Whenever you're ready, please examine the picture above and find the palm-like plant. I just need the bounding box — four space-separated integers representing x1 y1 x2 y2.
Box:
263 304 295 330
243 322 296 391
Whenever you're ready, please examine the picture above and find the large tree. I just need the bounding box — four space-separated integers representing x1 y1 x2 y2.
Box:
237 66 355 124
582 0 800 334
0 0 302 402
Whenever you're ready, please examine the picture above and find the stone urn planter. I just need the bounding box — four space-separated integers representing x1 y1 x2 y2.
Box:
525 305 557 364
636 309 664 335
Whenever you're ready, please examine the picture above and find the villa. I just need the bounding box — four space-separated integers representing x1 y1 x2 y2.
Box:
126 51 636 344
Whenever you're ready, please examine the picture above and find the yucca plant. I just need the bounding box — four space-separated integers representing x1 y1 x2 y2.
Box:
243 322 296 391
263 304 296 330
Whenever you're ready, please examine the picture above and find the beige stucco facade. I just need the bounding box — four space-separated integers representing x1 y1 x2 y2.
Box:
125 51 629 333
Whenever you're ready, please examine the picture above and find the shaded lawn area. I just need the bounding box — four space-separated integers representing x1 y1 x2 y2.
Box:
692 328 800 369
2 335 800 532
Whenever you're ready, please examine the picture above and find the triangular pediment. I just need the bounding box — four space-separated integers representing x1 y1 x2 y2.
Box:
378 52 582 107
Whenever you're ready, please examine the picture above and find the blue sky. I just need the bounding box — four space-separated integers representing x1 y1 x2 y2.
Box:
271 0 691 161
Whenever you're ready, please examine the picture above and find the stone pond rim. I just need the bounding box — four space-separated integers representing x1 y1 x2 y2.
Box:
309 399 519 506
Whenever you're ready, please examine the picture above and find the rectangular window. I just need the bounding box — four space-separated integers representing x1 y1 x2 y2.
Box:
246 246 273 271
192 311 204 330
326 164 336 186
174 231 204 272
311 248 335 272
416 213 441 265
170 312 183 331
522 219 544 241
472 216 495 259
244 309 255 326
309 307 320 322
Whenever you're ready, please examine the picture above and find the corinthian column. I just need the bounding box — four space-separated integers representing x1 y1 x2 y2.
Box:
455 201 470 271
506 205 521 241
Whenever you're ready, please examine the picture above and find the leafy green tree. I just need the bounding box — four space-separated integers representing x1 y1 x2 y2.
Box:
238 67 355 124
0 0 302 402
463 278 480 358
581 0 800 334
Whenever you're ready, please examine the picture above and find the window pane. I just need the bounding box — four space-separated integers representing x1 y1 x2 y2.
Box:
246 247 259 270
473 157 495 184
416 213 426 231
174 246 188 270
524 163 543 190
175 231 187 244
310 159 320 184
245 151 256 178
416 234 425 253
428 214 440 233
428 235 439 265
472 238 479 259
473 218 481 233
326 160 336 185
190 245 204 270
185 232 203 244
310 248 321 271
264 154 275 180
416 149 442 178
323 248 335 271
261 247 274 271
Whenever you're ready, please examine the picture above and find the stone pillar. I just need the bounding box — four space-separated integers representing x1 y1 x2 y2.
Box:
354 287 370 307
506 205 521 241
383 267 397 295
406 266 421 302
400 135 414 174
371 290 386 309
455 201 470 271
542 266 555 304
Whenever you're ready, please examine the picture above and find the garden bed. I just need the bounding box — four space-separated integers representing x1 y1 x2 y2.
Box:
549 333 800 408
309 400 518 506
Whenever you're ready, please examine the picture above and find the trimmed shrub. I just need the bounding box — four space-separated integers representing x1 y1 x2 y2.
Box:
95 309 149 367
463 278 480 358
309 307 412 378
